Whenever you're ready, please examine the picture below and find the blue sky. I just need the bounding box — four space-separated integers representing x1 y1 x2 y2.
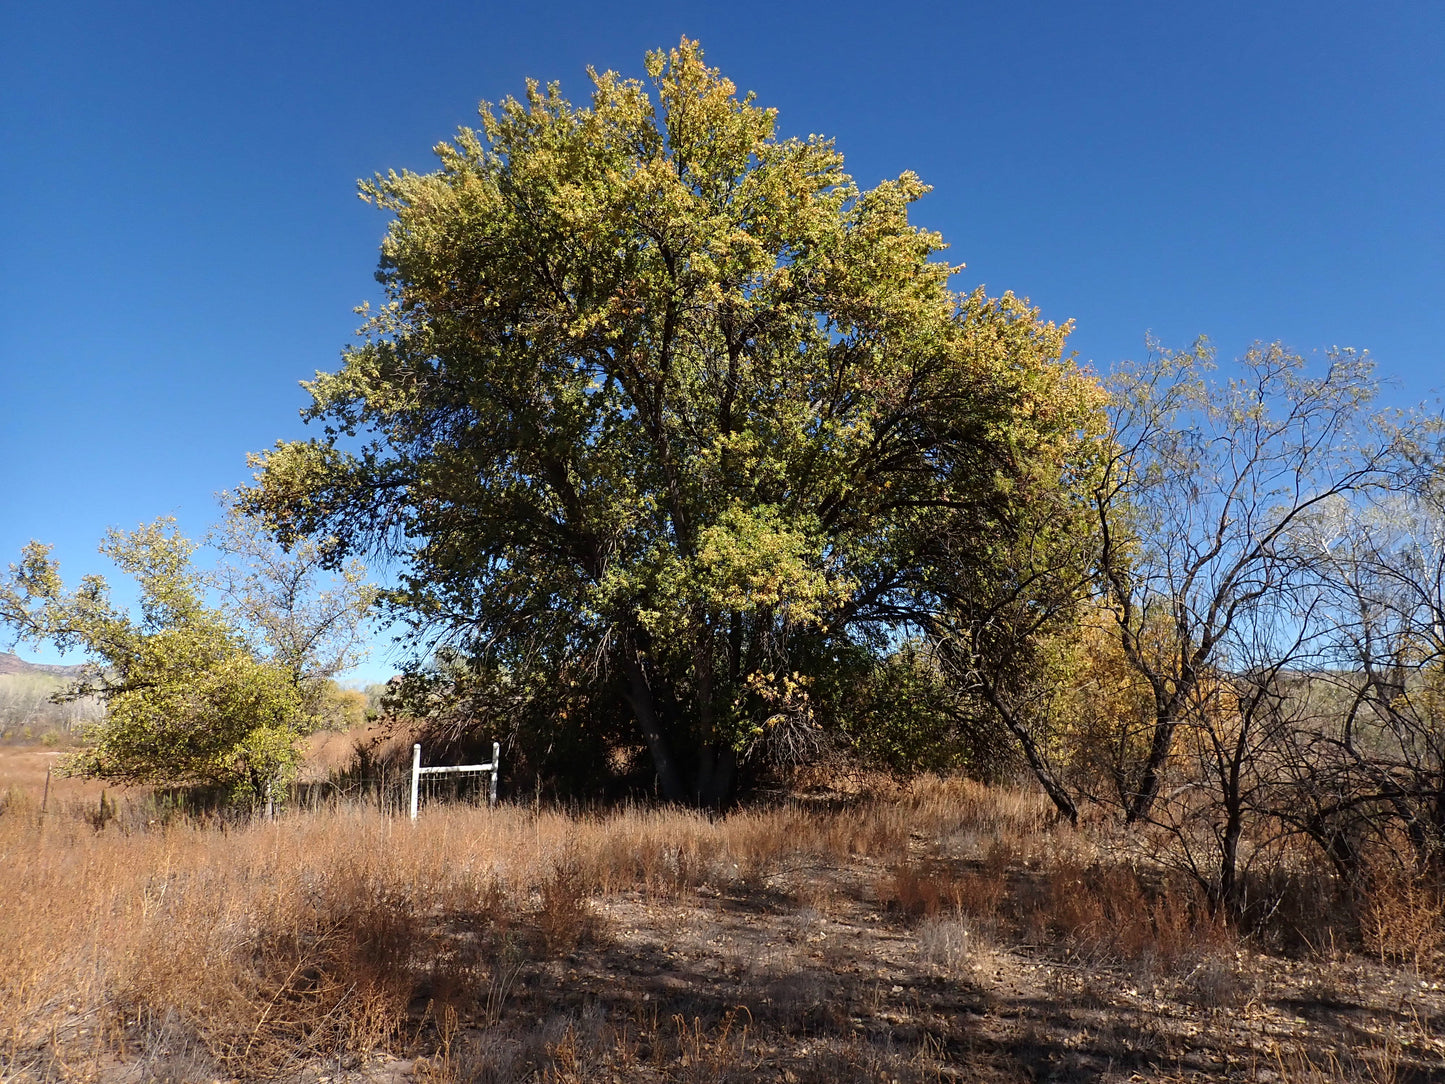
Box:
3 1 1442 682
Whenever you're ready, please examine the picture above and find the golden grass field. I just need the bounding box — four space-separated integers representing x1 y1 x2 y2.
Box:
1 741 1443 1083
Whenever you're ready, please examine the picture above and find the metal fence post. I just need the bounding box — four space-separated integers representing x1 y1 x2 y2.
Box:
410 742 421 821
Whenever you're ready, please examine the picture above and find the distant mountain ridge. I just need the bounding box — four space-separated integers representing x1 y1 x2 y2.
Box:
0 652 90 678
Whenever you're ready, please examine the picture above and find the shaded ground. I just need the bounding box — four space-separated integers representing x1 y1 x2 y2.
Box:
311 841 1445 1082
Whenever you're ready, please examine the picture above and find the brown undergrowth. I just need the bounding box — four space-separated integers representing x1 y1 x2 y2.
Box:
1 768 1441 1082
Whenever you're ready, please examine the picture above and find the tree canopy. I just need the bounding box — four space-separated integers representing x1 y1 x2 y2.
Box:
243 40 1107 804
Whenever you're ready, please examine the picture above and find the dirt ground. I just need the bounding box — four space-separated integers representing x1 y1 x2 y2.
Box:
372 847 1445 1083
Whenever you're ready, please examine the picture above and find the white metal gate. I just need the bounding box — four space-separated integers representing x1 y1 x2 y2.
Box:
409 741 500 819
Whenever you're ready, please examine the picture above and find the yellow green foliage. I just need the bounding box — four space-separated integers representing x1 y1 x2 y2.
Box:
0 520 311 797
241 40 1107 802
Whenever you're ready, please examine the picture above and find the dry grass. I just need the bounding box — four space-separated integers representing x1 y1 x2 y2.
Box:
1362 870 1445 975
1 761 1443 1083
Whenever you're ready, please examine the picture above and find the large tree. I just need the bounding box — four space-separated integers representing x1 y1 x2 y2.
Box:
243 40 1105 804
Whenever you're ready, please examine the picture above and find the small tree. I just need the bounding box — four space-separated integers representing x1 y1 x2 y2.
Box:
206 498 377 711
1293 453 1445 879
0 519 313 800
1093 341 1398 825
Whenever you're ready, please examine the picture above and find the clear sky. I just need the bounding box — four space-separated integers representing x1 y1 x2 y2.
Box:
3 1 1441 682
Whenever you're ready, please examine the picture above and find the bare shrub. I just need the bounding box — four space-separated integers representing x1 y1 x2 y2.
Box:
1361 871 1445 974
1180 952 1255 1008
537 857 601 954
916 915 976 972
1033 857 1231 970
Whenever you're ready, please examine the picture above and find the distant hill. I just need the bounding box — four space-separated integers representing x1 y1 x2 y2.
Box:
0 654 101 739
0 652 91 678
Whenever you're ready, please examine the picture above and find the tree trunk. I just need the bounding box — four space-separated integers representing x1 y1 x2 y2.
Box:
1217 807 1243 918
695 743 737 809
620 641 687 803
1298 812 1363 886
1125 688 1187 824
976 684 1079 825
